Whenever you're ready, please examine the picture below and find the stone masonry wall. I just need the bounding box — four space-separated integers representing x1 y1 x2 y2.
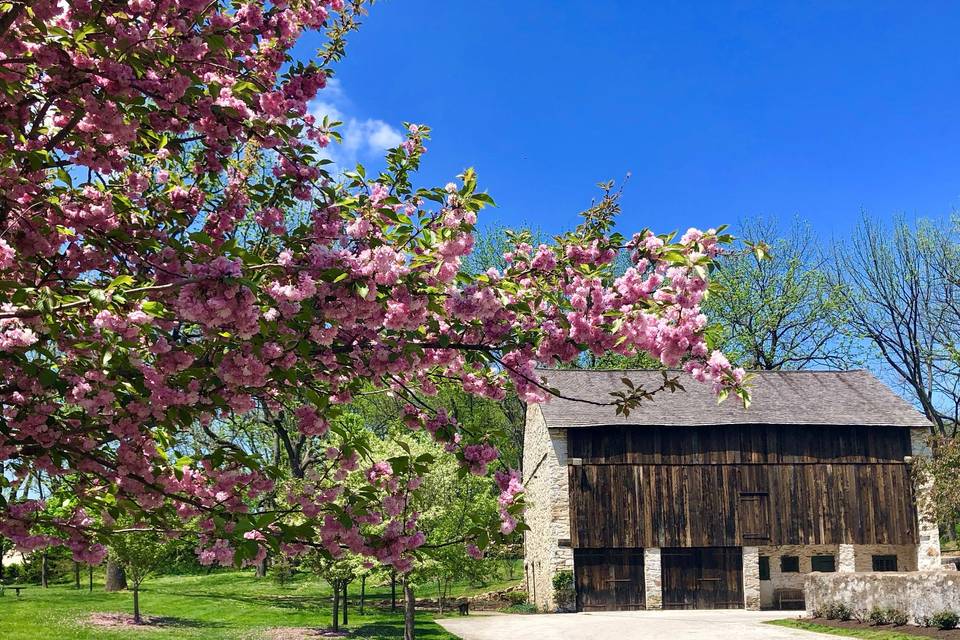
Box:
838 544 856 572
522 404 573 611
743 547 761 610
911 427 942 570
806 572 960 624
644 548 662 609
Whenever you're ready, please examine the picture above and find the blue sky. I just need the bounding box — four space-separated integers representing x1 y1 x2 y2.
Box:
297 1 960 240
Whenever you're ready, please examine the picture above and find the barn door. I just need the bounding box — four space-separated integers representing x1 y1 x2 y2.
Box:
661 548 697 609
662 547 744 609
574 548 645 611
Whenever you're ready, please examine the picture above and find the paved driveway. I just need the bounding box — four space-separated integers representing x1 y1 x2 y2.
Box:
437 610 824 640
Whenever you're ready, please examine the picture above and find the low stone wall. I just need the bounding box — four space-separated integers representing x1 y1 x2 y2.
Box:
805 571 960 624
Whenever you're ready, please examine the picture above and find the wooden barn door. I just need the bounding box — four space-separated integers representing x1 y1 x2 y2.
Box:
574 549 645 611
662 547 743 609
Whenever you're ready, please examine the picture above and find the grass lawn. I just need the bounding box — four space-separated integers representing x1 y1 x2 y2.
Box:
0 568 518 640
767 619 943 639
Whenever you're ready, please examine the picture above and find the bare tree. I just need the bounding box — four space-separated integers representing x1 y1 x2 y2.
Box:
835 216 959 436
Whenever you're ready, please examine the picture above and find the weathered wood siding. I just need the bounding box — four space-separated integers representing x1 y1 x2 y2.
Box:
569 425 911 464
568 425 917 549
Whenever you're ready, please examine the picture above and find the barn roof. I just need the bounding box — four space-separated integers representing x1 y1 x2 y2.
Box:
535 369 931 428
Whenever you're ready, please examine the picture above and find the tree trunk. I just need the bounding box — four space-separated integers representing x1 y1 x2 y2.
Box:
437 578 443 615
331 580 340 632
41 552 48 588
133 584 141 624
403 578 416 640
390 572 397 612
359 575 365 615
74 561 81 589
105 560 127 591
89 565 94 592
342 581 348 625
0 536 4 582
255 554 268 578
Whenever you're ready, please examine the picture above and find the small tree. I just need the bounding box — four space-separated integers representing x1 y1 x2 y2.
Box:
108 526 177 624
915 436 960 538
306 553 361 632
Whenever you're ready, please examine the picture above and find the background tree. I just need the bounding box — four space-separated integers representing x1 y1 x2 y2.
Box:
463 225 544 276
104 559 127 593
107 523 180 624
705 217 856 370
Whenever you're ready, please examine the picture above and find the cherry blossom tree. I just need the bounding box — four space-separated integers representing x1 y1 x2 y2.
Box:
0 0 747 609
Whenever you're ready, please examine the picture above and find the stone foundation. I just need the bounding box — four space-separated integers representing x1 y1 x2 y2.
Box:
806 571 960 624
522 405 573 611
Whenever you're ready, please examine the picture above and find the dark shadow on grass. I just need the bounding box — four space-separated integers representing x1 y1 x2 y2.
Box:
351 617 451 639
150 616 226 629
161 589 330 611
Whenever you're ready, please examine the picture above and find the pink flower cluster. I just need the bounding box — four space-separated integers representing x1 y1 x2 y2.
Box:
463 443 499 476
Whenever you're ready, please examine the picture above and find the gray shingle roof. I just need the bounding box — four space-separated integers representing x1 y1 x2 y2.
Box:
536 369 931 428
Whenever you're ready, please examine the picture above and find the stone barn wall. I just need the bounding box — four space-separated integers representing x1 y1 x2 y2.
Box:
522 404 573 611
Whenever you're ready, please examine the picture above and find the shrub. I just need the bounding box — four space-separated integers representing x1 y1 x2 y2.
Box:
869 606 890 625
888 608 908 626
552 570 575 613
931 611 960 630
504 590 528 605
853 608 869 624
504 603 538 614
868 606 906 626
822 602 853 621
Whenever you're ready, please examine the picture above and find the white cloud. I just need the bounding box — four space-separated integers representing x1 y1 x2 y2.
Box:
308 79 403 173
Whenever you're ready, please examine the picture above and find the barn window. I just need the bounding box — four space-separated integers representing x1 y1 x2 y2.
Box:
872 555 898 572
811 555 836 572
780 556 800 573
759 556 770 581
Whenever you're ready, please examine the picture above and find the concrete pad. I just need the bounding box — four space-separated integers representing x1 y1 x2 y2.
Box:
437 609 827 640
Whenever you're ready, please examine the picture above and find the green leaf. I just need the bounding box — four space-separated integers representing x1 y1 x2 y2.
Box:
141 301 164 316
89 288 108 305
107 275 134 291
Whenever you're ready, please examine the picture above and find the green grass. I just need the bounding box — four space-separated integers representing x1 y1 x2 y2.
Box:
0 569 519 640
767 619 939 639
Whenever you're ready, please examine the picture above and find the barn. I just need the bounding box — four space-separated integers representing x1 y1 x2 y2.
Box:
522 369 941 612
